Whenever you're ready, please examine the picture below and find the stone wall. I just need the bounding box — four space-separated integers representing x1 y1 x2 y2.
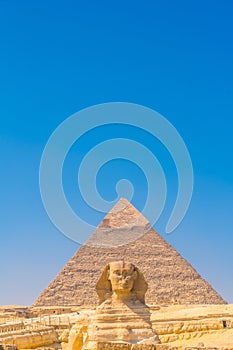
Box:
0 327 58 349
96 344 177 350
0 311 82 350
153 319 233 343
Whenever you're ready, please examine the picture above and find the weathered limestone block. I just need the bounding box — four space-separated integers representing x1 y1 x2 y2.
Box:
151 317 233 344
96 344 158 349
158 335 179 344
184 348 218 350
97 344 130 350
96 344 178 350
0 328 58 349
60 329 70 343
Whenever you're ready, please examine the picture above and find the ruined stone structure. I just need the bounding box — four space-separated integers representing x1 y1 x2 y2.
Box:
1 304 233 349
34 198 225 307
0 312 80 349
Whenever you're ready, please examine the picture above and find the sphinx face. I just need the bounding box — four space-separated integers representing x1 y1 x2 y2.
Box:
108 261 137 293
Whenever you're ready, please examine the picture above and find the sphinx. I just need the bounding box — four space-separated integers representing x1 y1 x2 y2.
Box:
66 261 160 350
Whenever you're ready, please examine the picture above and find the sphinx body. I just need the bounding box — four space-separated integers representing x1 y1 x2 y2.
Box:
66 261 160 350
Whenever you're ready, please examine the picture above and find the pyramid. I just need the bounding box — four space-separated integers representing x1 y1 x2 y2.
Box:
34 198 226 306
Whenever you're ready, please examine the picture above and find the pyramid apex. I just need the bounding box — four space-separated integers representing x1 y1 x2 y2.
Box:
115 196 131 204
108 197 132 210
112 197 142 211
100 198 150 229
107 196 139 211
86 198 151 247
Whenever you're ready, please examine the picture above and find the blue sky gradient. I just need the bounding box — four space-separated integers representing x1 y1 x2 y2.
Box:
0 1 233 305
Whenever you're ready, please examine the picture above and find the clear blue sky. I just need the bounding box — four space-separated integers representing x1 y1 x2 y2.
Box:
0 1 233 305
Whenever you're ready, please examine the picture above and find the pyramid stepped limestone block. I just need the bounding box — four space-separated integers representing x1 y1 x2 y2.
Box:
34 199 225 307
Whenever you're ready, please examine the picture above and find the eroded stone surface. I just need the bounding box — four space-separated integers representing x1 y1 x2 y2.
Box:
33 199 226 307
1 305 233 349
66 261 160 350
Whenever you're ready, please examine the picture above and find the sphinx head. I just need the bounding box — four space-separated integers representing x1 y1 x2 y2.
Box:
96 261 148 304
108 261 137 294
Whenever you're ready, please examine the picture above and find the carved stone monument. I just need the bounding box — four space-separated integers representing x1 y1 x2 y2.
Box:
67 261 160 350
34 198 226 308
